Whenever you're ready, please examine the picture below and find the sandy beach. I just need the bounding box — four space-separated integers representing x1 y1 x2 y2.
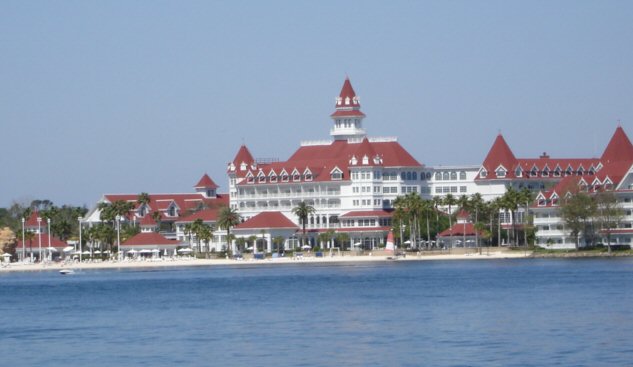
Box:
0 248 533 273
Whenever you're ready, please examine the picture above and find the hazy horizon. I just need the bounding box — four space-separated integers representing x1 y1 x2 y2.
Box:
2 1 632 208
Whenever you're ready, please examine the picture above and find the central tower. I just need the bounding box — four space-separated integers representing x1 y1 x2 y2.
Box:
330 78 367 141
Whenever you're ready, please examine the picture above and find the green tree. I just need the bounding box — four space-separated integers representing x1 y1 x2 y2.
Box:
292 201 315 249
218 207 241 256
443 193 457 245
560 192 596 249
594 190 625 254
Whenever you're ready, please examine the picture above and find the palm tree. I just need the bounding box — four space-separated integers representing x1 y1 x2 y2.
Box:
501 188 521 245
470 193 485 249
24 230 35 261
273 236 285 254
443 194 457 247
519 188 533 247
421 199 433 249
152 211 162 232
218 207 241 256
335 232 350 251
137 192 151 207
292 201 315 249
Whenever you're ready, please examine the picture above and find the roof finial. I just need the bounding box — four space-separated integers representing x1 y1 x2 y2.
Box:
617 119 622 127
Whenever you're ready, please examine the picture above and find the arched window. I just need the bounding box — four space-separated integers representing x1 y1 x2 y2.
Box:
450 172 457 180
459 171 466 180
443 172 449 180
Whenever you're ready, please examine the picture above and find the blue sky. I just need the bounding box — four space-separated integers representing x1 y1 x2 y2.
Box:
2 1 632 207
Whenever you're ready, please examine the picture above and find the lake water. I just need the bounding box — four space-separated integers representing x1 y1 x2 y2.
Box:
1 258 633 366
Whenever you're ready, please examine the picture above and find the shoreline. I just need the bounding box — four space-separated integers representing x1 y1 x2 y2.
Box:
3 249 631 273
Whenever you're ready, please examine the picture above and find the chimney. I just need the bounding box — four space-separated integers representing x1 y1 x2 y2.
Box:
540 152 550 159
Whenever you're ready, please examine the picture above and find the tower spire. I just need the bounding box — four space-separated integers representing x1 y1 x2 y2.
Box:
330 77 367 141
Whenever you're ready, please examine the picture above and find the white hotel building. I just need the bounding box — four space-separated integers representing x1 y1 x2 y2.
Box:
85 78 633 252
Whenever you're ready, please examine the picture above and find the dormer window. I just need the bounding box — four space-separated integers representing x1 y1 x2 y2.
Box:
304 168 313 181
269 171 277 182
331 167 343 181
551 196 559 206
566 166 573 176
577 166 585 176
542 167 550 177
554 166 562 177
588 166 595 175
480 168 488 178
246 172 254 184
362 155 369 165
292 169 301 182
207 189 215 197
530 167 538 177
515 167 522 177
350 156 358 165
168 206 177 217
240 162 247 171
538 198 546 206
281 174 289 182
495 167 507 178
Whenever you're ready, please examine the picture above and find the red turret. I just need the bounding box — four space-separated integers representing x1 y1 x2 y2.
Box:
601 126 633 164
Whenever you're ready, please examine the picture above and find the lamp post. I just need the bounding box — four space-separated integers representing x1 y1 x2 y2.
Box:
78 217 83 263
116 215 121 261
47 217 51 261
21 217 25 262
37 216 42 263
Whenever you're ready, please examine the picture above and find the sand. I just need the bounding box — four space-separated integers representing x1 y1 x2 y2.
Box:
0 249 532 273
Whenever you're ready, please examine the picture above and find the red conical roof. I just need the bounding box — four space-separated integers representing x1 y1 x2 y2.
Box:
331 78 365 118
481 134 517 177
601 126 633 164
232 145 255 166
194 173 218 189
336 77 360 107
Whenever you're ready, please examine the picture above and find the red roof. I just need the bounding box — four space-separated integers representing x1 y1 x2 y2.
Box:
456 209 470 219
139 215 157 226
480 134 517 178
194 173 219 189
336 77 360 108
122 232 179 247
234 212 298 230
24 211 45 228
339 210 393 218
235 139 421 185
601 126 633 164
103 193 228 217
330 109 366 118
438 223 482 237
176 209 219 223
231 145 255 167
17 233 66 249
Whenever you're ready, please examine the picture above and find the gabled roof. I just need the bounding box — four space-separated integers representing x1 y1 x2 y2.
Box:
122 232 179 247
438 223 482 237
234 212 298 230
17 233 66 248
176 209 219 224
234 139 421 185
194 174 218 189
601 126 633 164
139 215 157 226
102 193 228 216
339 210 393 218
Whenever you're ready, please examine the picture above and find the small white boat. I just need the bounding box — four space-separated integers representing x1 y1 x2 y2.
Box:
59 269 75 275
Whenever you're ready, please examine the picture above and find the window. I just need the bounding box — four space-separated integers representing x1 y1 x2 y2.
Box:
459 171 466 180
443 172 449 180
460 186 467 193
435 187 442 193
496 168 506 178
515 168 522 177
435 172 442 180
480 169 487 178
450 186 457 193
450 172 457 180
